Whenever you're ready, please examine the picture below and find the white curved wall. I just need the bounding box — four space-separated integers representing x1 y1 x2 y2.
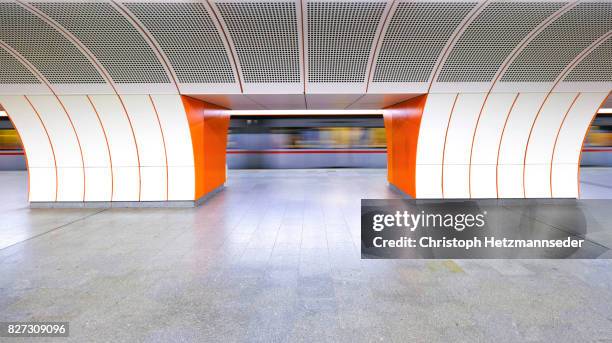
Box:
552 92 609 198
442 93 487 198
150 94 195 201
59 95 113 202
87 95 140 202
470 92 518 198
415 93 456 198
26 95 84 202
497 92 547 198
524 92 578 198
0 95 56 202
120 95 167 201
414 91 607 199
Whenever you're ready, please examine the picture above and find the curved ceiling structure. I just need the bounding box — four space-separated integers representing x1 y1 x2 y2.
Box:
0 0 608 109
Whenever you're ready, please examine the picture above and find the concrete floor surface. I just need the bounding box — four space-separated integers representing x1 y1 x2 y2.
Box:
1 168 612 342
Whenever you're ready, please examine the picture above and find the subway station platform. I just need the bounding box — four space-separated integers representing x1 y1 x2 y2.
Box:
2 168 612 341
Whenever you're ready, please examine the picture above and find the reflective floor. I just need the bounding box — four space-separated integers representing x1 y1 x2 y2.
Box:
1 168 612 342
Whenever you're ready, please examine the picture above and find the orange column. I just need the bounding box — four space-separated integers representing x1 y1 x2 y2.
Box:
383 95 428 198
181 96 230 200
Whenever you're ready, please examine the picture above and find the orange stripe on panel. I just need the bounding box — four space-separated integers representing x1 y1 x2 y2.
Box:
549 93 580 197
383 95 428 198
495 93 520 198
86 95 114 201
181 95 230 200
24 95 58 202
148 95 169 201
441 94 460 199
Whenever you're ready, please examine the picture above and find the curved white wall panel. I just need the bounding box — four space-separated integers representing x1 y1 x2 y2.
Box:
0 95 56 201
552 92 609 198
120 95 167 201
524 92 578 198
59 95 112 202
497 92 547 198
415 93 456 198
150 94 195 201
88 95 140 201
442 93 486 198
26 95 84 201
470 92 518 198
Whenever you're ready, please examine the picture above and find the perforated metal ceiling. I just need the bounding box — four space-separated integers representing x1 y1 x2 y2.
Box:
373 1 477 83
501 1 612 83
564 37 612 82
0 48 40 84
437 1 566 83
0 2 104 84
215 1 300 83
307 1 386 83
125 2 236 84
33 2 170 84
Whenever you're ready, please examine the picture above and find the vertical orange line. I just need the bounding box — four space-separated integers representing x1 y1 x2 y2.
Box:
441 94 459 198
549 93 580 198
24 95 58 202
87 95 114 201
115 96 142 201
495 93 520 198
467 92 491 198
148 95 169 201
55 96 86 202
522 93 552 198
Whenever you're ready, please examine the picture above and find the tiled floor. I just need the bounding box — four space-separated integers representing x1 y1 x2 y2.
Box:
1 168 612 342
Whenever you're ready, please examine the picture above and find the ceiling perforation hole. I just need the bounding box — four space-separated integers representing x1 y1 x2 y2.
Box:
216 1 300 83
126 3 236 84
0 3 104 84
437 1 566 83
307 1 386 83
373 1 477 83
33 2 170 84
501 1 612 83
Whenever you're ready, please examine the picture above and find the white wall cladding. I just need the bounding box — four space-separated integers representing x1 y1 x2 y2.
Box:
414 92 607 199
0 2 104 84
32 2 170 85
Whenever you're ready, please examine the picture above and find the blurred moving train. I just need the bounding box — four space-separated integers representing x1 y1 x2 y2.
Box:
1 110 612 170
227 115 387 169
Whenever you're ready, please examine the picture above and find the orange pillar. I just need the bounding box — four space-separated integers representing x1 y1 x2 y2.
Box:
383 95 428 198
181 96 230 200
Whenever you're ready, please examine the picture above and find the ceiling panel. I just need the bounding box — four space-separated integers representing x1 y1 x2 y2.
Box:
437 1 565 83
372 1 477 84
501 1 612 83
0 2 104 84
33 1 170 84
124 2 237 87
